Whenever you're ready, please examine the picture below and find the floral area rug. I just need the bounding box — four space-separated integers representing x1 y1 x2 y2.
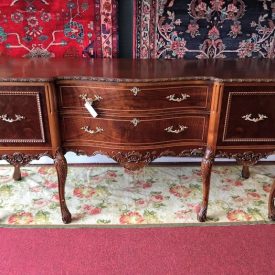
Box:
0 164 274 227
0 0 118 58
134 0 275 59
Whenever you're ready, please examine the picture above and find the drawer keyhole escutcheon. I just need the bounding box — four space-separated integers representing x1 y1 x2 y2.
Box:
242 114 268 123
79 94 102 105
165 125 188 134
131 118 140 127
130 87 141 96
166 93 190 102
81 126 104 135
0 114 25 123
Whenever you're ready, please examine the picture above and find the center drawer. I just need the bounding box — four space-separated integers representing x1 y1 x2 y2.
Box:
58 83 210 113
61 115 208 146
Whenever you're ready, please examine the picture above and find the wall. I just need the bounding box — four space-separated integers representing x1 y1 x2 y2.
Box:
118 0 133 58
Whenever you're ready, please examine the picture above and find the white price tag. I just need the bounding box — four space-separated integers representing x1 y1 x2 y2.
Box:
85 102 98 118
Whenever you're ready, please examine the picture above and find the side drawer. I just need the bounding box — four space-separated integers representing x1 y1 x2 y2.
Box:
60 115 208 146
0 85 50 145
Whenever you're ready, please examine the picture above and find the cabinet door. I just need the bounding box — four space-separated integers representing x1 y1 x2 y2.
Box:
0 85 50 145
218 85 275 145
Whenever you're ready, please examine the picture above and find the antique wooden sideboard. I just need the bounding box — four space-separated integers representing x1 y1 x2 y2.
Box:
0 57 274 224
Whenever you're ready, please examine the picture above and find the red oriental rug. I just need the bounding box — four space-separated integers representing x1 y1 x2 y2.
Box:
133 0 275 59
0 0 118 58
0 225 275 274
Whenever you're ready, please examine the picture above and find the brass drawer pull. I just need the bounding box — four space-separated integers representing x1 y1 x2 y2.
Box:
0 114 25 123
242 114 268 123
166 93 190 102
130 87 141 96
165 125 188 134
79 94 102 105
81 126 104 135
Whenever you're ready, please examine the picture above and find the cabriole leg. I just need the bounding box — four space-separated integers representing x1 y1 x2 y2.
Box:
13 164 22 181
54 149 72 224
198 147 215 222
241 165 250 179
268 180 275 221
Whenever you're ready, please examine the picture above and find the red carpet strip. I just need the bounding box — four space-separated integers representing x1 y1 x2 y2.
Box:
1 225 275 275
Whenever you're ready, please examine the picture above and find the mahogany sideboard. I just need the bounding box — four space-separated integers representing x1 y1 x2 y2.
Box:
0 57 274 224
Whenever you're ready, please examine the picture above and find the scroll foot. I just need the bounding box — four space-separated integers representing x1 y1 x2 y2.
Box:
61 206 72 224
197 207 207 222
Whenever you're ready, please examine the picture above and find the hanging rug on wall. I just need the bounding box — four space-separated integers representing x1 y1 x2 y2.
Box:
133 0 275 59
0 0 118 58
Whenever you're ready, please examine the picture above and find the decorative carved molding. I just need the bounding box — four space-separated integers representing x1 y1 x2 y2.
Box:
177 148 205 157
70 148 205 170
216 151 272 166
202 147 215 166
1 76 275 84
0 77 53 82
0 152 51 166
56 76 275 84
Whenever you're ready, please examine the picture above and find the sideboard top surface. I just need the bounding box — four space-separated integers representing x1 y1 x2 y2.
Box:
0 57 274 82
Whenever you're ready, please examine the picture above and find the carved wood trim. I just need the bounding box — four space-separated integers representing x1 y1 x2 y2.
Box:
57 76 275 83
0 152 51 166
216 151 273 166
69 148 205 170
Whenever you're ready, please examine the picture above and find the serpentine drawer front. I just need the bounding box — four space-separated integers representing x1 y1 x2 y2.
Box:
61 115 208 146
58 83 211 113
0 85 50 145
218 85 275 145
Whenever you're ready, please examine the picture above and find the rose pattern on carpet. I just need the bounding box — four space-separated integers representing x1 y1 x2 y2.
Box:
0 0 118 58
134 0 275 59
0 164 274 225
